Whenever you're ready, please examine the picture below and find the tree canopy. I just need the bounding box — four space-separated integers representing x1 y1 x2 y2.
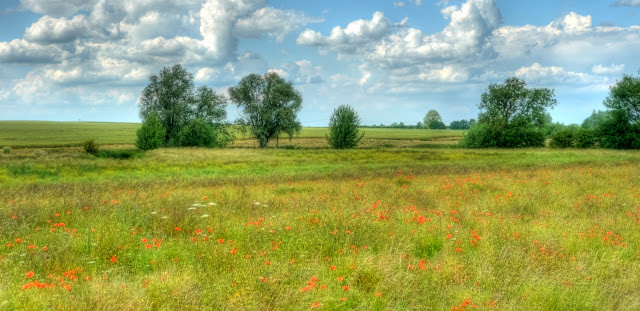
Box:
478 77 556 130
138 64 227 146
462 77 556 148
229 72 302 148
423 110 446 129
603 70 640 124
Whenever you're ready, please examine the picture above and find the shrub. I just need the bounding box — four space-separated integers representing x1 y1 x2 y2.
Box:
82 139 99 155
136 111 166 150
549 128 576 148
596 110 640 149
177 119 216 148
575 128 597 148
2 146 10 154
326 105 365 149
461 123 545 148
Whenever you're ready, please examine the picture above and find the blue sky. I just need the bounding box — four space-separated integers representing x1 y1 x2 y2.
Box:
1 0 640 126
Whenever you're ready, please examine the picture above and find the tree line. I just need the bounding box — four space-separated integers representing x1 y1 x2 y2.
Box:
134 64 640 151
135 64 364 150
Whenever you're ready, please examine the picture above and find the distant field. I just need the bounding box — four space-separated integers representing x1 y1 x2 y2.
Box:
0 121 464 148
0 121 140 147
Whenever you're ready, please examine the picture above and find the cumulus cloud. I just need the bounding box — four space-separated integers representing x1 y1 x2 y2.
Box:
514 63 605 85
0 39 68 63
297 11 393 55
394 2 406 8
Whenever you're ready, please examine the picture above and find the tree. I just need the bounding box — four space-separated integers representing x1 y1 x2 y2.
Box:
136 111 166 150
604 70 640 124
138 64 228 146
423 110 446 129
326 105 365 149
449 119 473 130
462 77 557 148
229 72 302 148
581 110 612 130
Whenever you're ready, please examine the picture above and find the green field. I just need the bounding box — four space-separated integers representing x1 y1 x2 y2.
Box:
0 121 464 148
1 123 640 310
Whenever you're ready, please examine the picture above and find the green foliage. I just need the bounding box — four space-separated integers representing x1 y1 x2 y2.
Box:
2 146 10 154
177 119 217 148
82 138 99 155
549 127 576 148
461 122 546 148
575 128 597 148
423 110 446 129
603 70 640 124
449 119 475 130
581 110 612 130
138 64 228 146
463 77 556 148
229 72 302 148
326 105 365 149
596 110 640 149
136 111 166 150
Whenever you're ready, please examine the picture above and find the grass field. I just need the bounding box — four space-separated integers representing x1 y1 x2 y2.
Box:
2 123 640 310
0 121 464 148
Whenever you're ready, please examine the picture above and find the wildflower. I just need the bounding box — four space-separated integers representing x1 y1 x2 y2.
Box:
110 256 117 264
26 271 34 278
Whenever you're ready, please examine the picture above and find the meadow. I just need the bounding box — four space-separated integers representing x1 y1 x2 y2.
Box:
1 122 640 310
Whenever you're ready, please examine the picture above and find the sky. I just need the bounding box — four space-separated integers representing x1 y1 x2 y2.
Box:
1 0 640 126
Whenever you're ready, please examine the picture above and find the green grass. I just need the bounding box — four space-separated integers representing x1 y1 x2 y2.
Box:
2 145 640 310
0 121 464 148
0 121 140 147
1 121 640 310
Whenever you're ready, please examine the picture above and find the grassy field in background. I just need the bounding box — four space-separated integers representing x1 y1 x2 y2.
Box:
1 126 640 309
0 121 464 148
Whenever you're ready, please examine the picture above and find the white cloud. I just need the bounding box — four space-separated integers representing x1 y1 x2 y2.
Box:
0 39 68 63
234 8 322 42
614 0 640 7
514 63 603 85
20 0 98 17
394 2 406 8
297 11 393 56
268 60 324 84
592 64 625 75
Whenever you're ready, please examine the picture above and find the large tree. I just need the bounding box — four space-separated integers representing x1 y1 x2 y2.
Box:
138 64 227 146
462 77 556 148
604 70 640 124
229 72 302 148
423 110 446 129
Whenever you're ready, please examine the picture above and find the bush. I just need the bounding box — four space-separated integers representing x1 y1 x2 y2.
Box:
461 123 545 148
136 111 166 150
549 128 576 148
575 128 596 148
2 146 10 154
83 138 99 155
596 110 640 149
326 105 365 149
177 119 217 148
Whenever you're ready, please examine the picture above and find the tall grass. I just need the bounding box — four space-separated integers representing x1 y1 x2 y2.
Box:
1 147 640 309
